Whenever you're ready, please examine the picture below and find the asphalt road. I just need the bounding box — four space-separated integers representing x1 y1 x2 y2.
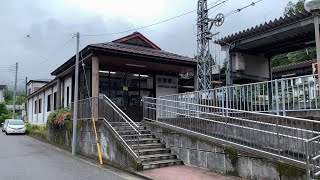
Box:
0 131 144 180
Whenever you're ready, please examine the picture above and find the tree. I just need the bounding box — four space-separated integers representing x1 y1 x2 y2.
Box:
0 102 11 124
284 0 305 16
4 90 26 105
4 91 13 102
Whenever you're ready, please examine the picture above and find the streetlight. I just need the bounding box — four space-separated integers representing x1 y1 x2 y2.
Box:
305 0 320 94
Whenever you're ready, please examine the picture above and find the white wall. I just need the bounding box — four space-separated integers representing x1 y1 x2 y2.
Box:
27 82 48 95
27 83 58 124
156 75 178 98
63 77 72 108
0 89 4 102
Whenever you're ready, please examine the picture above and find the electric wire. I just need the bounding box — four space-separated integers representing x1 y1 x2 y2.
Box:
39 35 75 65
225 0 263 17
81 0 227 37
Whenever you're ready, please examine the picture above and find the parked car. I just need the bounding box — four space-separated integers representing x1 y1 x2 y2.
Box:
3 119 26 135
2 119 9 132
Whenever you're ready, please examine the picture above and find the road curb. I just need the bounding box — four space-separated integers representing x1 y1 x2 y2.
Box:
27 135 154 180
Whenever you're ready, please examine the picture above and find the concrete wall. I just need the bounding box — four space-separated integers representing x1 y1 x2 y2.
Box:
46 120 140 171
143 120 307 180
156 75 178 98
231 53 270 79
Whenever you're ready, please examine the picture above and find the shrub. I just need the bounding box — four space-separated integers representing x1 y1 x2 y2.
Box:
0 102 11 125
25 123 46 138
47 108 71 125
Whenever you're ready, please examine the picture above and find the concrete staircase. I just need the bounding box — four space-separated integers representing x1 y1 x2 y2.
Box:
110 122 183 170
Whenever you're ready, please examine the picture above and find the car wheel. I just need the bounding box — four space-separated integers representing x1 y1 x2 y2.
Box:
5 132 8 135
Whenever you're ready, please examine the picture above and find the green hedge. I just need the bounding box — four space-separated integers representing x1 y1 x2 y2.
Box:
25 123 46 138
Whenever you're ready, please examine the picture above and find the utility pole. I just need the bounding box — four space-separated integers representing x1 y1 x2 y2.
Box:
304 0 320 95
72 32 80 156
25 77 27 121
13 62 18 119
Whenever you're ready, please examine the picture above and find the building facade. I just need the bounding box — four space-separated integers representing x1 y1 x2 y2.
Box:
27 32 196 124
0 85 7 102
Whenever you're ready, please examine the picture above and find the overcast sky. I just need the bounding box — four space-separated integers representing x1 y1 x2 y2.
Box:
0 0 298 89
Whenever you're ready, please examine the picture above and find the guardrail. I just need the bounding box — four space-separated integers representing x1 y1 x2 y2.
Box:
160 74 320 115
143 96 320 168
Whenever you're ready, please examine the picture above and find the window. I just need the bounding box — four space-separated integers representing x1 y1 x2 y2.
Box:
53 92 57 110
28 88 31 95
39 98 42 113
9 120 24 125
47 94 51 112
34 100 37 114
66 86 70 107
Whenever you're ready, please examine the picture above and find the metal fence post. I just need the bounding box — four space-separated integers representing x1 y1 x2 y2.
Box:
305 141 311 180
275 80 280 115
281 80 286 116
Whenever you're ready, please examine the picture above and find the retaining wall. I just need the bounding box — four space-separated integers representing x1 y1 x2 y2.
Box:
46 120 140 171
143 120 307 180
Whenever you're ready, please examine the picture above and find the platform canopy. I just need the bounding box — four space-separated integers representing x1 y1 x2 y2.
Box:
216 10 317 57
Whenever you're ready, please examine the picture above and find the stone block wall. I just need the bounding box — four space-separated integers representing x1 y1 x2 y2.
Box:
143 120 307 180
46 120 140 171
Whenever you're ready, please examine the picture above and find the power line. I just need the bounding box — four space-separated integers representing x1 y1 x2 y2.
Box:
225 0 263 17
81 0 227 37
39 35 75 65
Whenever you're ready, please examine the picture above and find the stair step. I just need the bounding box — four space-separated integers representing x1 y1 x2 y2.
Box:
142 159 183 170
134 148 171 156
113 126 146 131
122 134 155 140
131 143 165 150
117 130 151 135
110 122 142 126
126 138 160 145
139 153 177 163
315 170 320 177
312 154 320 161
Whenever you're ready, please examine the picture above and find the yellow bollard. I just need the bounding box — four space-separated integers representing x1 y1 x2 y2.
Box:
92 117 103 165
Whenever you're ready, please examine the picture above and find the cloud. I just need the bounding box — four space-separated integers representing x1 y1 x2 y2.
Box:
0 0 293 91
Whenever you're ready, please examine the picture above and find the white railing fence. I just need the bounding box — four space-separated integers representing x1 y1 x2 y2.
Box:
161 74 320 115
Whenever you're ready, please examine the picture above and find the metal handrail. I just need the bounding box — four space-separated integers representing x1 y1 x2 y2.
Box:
305 135 320 180
101 95 141 135
152 97 320 124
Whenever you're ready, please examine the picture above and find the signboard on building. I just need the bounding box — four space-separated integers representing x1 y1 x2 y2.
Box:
312 63 318 79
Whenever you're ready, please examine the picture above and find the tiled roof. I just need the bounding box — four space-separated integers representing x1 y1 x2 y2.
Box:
90 42 195 63
217 10 312 45
272 59 316 73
